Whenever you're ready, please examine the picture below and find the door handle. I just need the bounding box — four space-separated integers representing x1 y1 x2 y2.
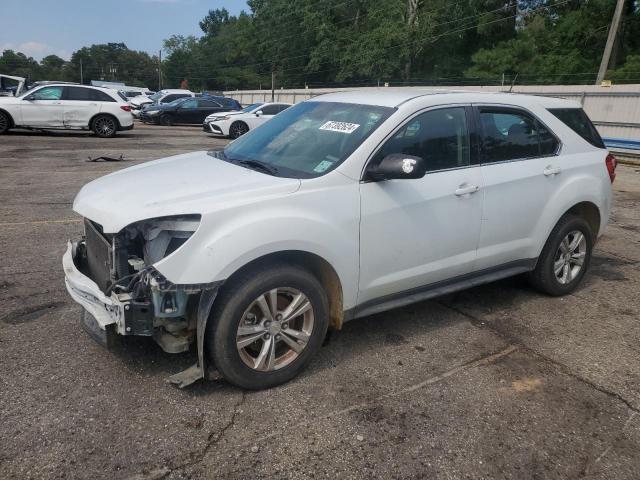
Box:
455 184 480 196
544 165 562 176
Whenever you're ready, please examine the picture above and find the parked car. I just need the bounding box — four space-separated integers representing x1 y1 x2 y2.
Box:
0 84 133 137
63 90 615 389
129 89 194 117
117 89 155 101
203 102 292 138
0 74 26 96
139 96 241 125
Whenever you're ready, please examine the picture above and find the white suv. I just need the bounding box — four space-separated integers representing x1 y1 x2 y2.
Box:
0 84 133 137
63 90 615 389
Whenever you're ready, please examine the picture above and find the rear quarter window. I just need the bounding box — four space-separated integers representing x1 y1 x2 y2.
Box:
548 108 605 148
90 90 116 102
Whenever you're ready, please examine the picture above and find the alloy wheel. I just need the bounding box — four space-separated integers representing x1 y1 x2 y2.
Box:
236 287 314 372
230 123 248 138
554 230 586 284
95 117 115 136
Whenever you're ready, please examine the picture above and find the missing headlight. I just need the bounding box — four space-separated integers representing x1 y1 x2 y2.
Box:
124 214 201 265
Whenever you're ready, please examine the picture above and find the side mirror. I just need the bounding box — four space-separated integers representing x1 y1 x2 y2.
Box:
24 95 36 101
255 110 263 117
367 153 427 181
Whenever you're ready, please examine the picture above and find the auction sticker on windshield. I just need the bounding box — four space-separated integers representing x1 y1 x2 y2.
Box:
319 121 360 134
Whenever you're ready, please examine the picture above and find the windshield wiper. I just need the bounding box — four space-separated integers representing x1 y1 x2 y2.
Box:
211 150 279 176
235 159 279 176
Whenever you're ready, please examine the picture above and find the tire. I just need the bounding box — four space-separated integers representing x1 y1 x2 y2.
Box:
160 115 173 126
0 111 11 134
229 121 249 139
527 214 593 296
207 263 330 390
92 115 118 138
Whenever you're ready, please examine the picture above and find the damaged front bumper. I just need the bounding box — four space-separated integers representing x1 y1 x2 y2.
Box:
63 241 124 333
63 239 222 387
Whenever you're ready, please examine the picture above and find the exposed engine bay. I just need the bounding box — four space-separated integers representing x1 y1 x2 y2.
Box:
75 215 205 354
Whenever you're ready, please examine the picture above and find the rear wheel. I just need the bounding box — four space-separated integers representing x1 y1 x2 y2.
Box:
528 214 593 296
92 115 117 138
207 263 329 390
229 121 249 139
0 111 11 134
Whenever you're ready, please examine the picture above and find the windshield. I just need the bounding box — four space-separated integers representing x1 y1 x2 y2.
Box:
165 98 187 107
218 101 394 178
148 92 163 102
242 103 263 113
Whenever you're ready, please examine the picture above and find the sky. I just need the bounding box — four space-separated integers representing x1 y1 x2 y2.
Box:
0 0 248 61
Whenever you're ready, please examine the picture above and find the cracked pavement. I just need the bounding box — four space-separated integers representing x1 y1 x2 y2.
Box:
0 124 638 479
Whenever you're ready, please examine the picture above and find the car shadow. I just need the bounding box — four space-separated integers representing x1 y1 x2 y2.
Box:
104 275 531 394
5 129 137 139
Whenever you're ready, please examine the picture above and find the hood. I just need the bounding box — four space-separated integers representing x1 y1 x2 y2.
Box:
0 96 19 104
73 151 301 233
205 110 244 122
130 96 152 107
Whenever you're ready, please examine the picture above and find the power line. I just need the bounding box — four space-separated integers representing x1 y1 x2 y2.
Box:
158 0 517 83
274 0 554 76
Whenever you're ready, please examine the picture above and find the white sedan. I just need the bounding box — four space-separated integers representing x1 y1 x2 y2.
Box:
203 102 291 138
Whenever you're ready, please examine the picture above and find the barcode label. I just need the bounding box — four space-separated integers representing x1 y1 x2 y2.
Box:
319 121 360 134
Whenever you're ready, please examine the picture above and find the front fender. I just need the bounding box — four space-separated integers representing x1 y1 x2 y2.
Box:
154 183 361 309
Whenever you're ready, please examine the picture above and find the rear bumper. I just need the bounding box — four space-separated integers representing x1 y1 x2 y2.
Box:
119 123 134 131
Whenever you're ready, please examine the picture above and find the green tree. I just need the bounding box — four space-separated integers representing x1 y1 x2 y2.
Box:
0 50 41 82
66 43 159 88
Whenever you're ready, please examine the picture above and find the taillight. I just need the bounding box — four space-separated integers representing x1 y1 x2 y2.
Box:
605 153 617 183
120 105 132 112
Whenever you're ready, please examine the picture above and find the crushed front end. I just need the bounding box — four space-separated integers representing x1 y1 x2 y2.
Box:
63 215 216 357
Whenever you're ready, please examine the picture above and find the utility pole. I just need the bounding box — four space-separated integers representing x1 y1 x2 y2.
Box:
80 59 83 84
596 0 626 85
271 71 275 101
158 50 163 90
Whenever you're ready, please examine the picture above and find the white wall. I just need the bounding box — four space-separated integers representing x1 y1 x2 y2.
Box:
224 84 640 141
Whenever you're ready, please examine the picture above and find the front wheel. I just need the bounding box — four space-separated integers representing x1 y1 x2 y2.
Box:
208 264 329 390
528 214 593 296
229 121 249 139
92 115 117 138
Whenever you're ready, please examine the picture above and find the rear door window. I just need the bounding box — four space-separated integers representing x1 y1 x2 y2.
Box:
64 87 93 101
548 108 605 148
478 108 559 163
